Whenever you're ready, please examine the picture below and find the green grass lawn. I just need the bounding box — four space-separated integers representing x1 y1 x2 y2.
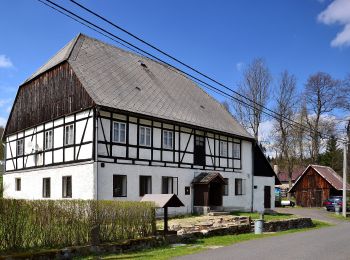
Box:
76 220 330 260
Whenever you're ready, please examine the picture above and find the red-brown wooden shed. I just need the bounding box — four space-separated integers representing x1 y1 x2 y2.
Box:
289 165 350 207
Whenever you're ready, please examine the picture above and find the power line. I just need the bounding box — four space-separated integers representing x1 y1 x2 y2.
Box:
38 0 346 143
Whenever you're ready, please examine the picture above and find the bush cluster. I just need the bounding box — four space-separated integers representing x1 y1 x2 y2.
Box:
0 199 155 253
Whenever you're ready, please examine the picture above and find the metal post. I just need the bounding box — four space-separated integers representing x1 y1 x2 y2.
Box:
343 143 347 218
164 207 168 236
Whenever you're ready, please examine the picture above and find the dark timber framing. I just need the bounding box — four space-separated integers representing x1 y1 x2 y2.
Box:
96 108 243 171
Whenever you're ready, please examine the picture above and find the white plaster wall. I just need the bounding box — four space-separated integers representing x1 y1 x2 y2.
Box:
253 176 275 212
97 161 254 214
3 162 95 200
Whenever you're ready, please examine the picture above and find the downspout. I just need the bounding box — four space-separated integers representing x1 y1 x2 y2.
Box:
251 141 255 212
94 107 99 200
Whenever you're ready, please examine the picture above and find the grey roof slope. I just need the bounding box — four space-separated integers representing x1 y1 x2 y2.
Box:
25 34 252 139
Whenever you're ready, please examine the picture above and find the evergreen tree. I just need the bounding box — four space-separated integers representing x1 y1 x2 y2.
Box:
319 135 343 173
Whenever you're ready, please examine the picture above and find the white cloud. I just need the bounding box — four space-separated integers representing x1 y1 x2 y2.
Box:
236 62 244 72
318 0 350 47
0 55 13 68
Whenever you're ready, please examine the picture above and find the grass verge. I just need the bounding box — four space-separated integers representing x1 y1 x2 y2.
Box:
76 220 331 260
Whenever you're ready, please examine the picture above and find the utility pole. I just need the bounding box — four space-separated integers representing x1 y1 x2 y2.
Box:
343 142 347 217
343 121 350 217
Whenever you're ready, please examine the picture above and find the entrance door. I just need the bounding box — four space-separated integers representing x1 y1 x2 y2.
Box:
194 135 205 166
209 182 223 206
315 190 323 207
264 186 271 208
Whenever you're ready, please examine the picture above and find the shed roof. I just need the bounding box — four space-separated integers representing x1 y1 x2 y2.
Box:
140 194 184 208
192 172 226 184
290 165 350 192
21 34 252 139
277 167 304 183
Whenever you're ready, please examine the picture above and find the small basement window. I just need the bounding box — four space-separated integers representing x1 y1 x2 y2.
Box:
42 178 51 198
62 176 72 198
223 178 229 196
113 175 127 197
15 178 21 191
139 176 152 196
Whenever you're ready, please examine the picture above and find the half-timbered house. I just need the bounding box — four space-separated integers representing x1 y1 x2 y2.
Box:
2 34 278 214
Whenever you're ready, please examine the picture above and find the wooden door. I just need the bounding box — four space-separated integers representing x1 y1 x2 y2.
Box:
264 186 271 208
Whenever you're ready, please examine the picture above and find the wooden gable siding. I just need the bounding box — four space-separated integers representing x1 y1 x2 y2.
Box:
6 62 94 135
293 168 331 207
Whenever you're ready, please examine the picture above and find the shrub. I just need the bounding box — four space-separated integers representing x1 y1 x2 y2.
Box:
0 199 155 253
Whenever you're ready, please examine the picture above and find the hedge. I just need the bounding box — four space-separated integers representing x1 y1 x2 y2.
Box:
0 199 156 253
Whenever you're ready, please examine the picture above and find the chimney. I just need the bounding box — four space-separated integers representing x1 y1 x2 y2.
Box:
273 165 279 174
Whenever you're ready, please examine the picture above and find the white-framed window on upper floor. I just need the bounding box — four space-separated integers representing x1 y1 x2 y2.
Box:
45 130 53 150
163 130 173 149
233 143 241 159
139 126 151 147
112 121 126 143
219 141 227 157
17 139 24 156
65 124 74 145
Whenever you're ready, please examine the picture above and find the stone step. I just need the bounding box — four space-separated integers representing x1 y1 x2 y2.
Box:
207 211 230 216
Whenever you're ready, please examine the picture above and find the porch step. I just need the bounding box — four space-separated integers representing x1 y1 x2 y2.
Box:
207 211 230 216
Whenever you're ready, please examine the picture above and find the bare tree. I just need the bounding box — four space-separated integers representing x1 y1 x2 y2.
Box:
305 72 339 163
233 58 272 141
273 71 298 197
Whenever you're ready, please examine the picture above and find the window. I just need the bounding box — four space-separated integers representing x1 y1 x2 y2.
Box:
139 126 151 147
220 141 227 157
233 143 240 159
45 130 53 150
162 176 178 195
113 122 126 143
163 130 173 149
15 178 21 191
17 139 24 156
113 175 127 197
62 176 72 198
223 178 229 196
235 178 246 195
139 176 152 196
42 178 51 198
65 124 74 145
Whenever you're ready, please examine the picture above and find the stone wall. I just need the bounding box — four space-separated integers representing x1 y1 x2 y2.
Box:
263 218 313 232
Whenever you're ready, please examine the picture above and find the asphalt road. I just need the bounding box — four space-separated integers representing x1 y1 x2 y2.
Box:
176 209 350 260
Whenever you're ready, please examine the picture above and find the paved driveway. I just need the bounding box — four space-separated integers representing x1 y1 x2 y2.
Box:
176 208 350 260
275 207 345 224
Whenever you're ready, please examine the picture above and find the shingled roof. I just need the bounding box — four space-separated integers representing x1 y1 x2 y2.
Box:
23 34 252 139
290 165 350 192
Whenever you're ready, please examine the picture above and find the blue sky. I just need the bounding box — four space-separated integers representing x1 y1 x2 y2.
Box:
0 0 350 129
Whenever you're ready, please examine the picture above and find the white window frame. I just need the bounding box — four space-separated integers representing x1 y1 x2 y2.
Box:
64 124 74 146
45 130 53 150
163 130 173 149
233 143 241 159
112 121 126 144
17 139 24 156
139 126 151 147
220 141 227 157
